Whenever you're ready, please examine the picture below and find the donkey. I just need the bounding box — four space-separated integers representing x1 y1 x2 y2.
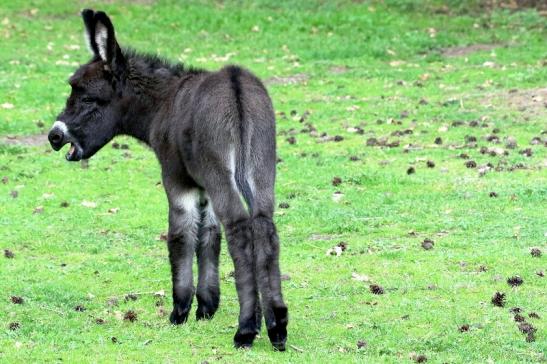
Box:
47 9 288 350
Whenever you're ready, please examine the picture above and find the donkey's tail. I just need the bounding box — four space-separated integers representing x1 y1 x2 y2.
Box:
226 65 277 217
227 65 255 214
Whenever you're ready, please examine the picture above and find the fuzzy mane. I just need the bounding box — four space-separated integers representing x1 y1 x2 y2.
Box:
122 47 205 77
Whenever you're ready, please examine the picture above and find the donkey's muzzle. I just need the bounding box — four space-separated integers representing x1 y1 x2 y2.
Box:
48 127 66 151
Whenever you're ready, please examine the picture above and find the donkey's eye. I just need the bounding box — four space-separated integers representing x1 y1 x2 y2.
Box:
82 97 96 104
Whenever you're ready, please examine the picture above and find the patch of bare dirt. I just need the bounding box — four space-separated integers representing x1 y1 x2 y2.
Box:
482 88 547 117
1 134 48 147
442 44 499 57
329 65 349 74
309 234 340 241
265 73 309 86
483 0 547 11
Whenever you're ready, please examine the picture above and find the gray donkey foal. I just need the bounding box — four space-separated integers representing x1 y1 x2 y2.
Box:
48 10 288 350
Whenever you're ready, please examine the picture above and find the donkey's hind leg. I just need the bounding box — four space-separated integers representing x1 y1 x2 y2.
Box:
192 161 260 348
195 195 221 320
245 156 289 351
250 212 288 351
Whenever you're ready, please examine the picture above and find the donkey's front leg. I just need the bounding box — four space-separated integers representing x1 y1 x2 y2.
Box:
195 197 221 320
166 188 200 325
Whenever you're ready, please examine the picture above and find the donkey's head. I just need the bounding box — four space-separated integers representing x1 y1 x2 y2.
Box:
48 10 127 161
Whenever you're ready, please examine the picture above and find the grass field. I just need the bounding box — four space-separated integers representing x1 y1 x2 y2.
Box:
1 1 546 362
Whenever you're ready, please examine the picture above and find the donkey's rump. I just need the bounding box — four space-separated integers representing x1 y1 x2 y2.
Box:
187 65 277 216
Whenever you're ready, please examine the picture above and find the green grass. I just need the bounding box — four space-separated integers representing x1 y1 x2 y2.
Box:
1 1 546 362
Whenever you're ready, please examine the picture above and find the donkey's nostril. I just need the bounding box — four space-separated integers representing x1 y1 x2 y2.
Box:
50 133 62 143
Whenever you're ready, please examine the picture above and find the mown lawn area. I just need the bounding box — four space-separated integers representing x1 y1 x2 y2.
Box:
1 1 545 362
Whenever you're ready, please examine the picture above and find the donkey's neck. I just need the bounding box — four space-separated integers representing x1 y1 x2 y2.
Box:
120 97 154 144
118 50 204 145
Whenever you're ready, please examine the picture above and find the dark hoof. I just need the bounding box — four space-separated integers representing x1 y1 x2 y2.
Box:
169 304 191 325
195 293 219 321
267 327 287 351
267 306 288 351
196 304 217 320
234 330 256 349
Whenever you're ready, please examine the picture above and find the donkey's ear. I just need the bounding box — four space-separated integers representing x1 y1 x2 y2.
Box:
82 9 100 57
81 9 124 70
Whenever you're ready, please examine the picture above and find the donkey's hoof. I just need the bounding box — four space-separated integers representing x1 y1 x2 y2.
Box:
267 326 287 351
233 330 256 349
267 306 288 351
169 305 190 325
196 304 217 320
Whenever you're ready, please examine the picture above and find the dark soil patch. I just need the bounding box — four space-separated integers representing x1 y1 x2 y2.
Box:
421 238 434 250
485 134 500 143
528 312 540 319
518 322 536 335
507 276 523 287
369 284 385 295
125 293 139 302
491 292 506 307
10 296 24 304
465 160 477 168
4 249 15 258
8 322 20 331
366 137 378 146
332 177 342 186
459 324 470 332
514 314 525 322
124 310 138 322
74 305 86 312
